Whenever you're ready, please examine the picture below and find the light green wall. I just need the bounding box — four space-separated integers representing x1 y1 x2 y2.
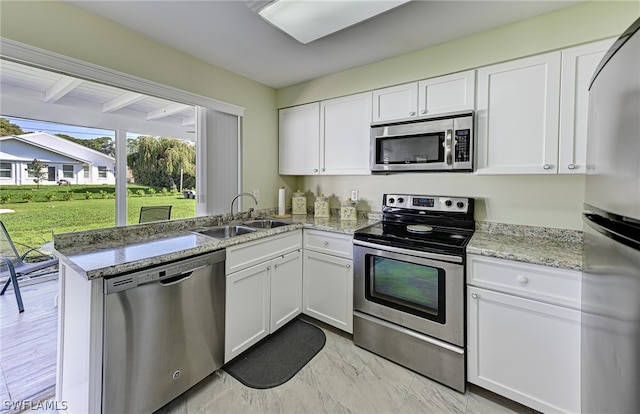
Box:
0 0 284 210
277 1 640 230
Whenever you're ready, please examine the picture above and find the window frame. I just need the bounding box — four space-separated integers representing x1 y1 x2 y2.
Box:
62 164 74 178
0 162 11 178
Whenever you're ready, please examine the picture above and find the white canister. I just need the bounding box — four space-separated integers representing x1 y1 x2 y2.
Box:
292 191 307 215
314 194 329 218
340 198 357 221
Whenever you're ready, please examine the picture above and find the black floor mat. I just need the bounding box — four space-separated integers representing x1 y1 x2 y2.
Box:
223 318 326 389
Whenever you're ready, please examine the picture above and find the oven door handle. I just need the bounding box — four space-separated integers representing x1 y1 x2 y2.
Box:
353 240 463 264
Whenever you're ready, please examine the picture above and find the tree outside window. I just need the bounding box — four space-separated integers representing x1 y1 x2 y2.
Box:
26 159 48 188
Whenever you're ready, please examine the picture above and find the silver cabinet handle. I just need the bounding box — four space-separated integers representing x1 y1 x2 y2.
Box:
471 293 479 299
420 109 426 114
517 275 529 285
321 168 325 172
313 168 318 172
274 264 279 269
567 164 576 170
346 264 351 269
409 111 416 116
267 266 271 271
543 164 552 170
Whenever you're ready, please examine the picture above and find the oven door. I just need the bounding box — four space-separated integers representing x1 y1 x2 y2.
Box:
354 240 464 346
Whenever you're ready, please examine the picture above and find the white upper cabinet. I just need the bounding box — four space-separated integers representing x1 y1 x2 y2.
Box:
320 92 372 175
279 102 320 175
372 83 418 122
476 52 562 174
417 70 475 116
559 38 615 174
372 70 475 123
279 93 371 176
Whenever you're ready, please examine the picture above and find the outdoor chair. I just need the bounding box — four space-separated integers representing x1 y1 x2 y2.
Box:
139 205 173 223
0 221 59 313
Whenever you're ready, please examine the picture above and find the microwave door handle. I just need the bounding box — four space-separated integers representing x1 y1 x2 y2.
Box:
444 129 453 166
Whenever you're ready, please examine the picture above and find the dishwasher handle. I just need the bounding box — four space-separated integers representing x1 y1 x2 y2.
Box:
104 251 225 294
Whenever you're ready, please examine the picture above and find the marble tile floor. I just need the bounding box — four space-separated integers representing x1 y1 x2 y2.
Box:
156 318 536 414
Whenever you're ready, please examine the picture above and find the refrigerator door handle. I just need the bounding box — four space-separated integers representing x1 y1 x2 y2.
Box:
583 213 640 251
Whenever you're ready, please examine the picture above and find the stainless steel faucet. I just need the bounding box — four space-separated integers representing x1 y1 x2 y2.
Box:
230 192 258 216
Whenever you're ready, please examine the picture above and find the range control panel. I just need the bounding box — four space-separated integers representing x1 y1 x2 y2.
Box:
384 194 470 213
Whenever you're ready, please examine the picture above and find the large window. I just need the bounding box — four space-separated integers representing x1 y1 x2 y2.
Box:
0 162 11 178
62 164 74 178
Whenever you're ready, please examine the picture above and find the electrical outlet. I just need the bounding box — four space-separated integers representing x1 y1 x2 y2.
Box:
252 189 259 202
351 190 359 201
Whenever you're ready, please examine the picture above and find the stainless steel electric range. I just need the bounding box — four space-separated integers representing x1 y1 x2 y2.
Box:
353 194 474 392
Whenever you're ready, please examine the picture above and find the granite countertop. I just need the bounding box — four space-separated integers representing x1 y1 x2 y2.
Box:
53 213 378 280
467 222 583 271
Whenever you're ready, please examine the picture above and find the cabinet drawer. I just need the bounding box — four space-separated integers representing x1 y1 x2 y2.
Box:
304 229 353 259
226 230 302 274
467 254 581 309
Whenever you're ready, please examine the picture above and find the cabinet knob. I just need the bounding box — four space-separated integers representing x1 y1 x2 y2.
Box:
567 163 576 170
274 264 278 269
471 293 479 299
313 168 318 172
267 266 271 271
543 164 552 170
420 109 426 114
409 111 416 116
346 264 351 269
324 241 329 246
321 168 325 172
517 275 529 285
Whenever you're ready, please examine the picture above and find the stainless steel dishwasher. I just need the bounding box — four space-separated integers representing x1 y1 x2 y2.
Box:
102 250 225 414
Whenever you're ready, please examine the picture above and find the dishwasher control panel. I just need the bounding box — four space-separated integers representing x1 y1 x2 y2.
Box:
104 250 225 294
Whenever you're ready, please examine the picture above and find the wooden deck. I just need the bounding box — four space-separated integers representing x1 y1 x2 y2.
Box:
0 276 58 412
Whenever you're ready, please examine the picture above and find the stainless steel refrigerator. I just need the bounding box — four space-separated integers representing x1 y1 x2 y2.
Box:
582 17 640 414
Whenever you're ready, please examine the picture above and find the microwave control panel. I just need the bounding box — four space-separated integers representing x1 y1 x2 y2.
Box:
454 129 471 163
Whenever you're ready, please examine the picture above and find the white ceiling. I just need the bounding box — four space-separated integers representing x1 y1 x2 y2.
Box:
64 0 582 89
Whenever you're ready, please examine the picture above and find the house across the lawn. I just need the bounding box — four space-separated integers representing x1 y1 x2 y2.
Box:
0 132 115 186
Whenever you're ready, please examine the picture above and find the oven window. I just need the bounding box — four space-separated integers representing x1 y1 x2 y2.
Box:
365 255 445 323
376 133 444 164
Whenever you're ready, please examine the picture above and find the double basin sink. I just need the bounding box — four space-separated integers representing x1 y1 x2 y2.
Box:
191 219 290 240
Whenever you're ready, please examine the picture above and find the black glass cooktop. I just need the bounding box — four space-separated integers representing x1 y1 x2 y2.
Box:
354 221 474 255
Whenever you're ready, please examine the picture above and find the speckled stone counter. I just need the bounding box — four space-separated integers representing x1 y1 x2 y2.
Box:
53 212 379 280
467 222 583 271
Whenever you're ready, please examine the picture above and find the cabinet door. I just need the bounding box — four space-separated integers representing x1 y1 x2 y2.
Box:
559 38 615 174
467 286 580 414
270 250 302 333
372 82 418 123
302 250 353 333
320 92 372 175
279 102 320 175
417 70 475 116
476 52 561 174
225 262 270 363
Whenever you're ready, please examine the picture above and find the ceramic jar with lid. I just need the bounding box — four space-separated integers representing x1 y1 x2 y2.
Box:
314 194 329 218
292 190 307 215
340 198 357 221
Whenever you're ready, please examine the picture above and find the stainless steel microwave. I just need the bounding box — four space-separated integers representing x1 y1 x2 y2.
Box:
370 111 473 173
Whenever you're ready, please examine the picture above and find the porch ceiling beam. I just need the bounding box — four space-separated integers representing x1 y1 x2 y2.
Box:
44 76 82 103
103 92 145 113
146 103 192 121
182 115 196 127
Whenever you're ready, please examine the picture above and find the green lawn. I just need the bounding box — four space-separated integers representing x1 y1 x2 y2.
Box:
0 184 196 255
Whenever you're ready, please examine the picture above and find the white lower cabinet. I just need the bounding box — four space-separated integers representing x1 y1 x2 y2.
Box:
302 230 353 333
467 255 581 414
224 231 302 363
